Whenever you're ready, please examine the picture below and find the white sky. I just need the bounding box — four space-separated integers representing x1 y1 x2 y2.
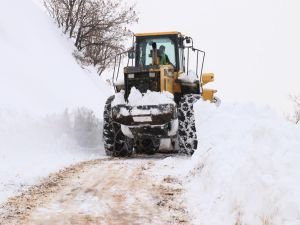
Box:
128 0 300 114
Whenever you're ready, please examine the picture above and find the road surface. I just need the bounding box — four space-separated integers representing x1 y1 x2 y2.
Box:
0 156 191 225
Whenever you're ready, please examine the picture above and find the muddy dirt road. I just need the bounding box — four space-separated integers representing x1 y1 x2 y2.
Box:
0 157 190 225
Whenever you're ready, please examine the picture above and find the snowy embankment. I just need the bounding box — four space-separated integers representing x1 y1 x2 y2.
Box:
0 108 104 203
0 0 111 203
158 101 300 225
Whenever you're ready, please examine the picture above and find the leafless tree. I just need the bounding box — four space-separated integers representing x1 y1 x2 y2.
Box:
44 0 65 27
289 95 300 124
44 0 138 75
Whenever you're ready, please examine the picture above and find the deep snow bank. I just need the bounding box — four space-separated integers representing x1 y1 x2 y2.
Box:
0 0 112 203
184 101 300 225
0 0 111 115
0 107 104 203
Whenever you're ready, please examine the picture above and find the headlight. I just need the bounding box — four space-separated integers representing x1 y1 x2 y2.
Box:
128 74 135 79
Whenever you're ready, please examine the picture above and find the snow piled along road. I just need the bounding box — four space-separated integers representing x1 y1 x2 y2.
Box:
158 100 300 225
0 108 105 204
0 0 111 203
2 100 300 225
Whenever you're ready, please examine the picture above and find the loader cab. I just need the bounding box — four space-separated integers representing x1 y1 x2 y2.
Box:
113 31 215 102
134 32 185 72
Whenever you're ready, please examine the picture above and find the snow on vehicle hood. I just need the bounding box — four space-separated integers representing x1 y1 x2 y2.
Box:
112 87 175 107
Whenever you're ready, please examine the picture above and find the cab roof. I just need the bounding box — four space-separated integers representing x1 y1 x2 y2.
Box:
134 31 182 37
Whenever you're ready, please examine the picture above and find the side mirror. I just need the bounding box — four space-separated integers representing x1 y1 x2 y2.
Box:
128 50 135 59
178 37 184 47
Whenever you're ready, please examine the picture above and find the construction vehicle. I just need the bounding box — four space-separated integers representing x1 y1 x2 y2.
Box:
103 31 219 157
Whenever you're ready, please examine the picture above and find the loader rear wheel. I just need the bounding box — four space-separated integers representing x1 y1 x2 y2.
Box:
177 94 201 155
103 96 133 157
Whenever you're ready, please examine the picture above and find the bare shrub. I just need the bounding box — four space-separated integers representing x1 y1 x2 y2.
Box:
44 0 138 75
72 107 102 147
289 95 300 124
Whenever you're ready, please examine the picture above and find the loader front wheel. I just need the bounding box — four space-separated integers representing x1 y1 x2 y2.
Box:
103 96 133 157
177 94 201 155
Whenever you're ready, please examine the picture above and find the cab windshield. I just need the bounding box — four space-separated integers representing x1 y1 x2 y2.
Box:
137 37 176 67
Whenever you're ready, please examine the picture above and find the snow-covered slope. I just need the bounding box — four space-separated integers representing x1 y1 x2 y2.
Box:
158 102 300 225
0 0 112 203
0 0 111 115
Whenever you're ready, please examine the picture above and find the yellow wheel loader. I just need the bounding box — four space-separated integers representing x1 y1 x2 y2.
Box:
103 31 219 157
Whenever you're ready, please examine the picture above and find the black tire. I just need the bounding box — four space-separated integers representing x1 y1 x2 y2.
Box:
177 94 201 155
103 96 133 157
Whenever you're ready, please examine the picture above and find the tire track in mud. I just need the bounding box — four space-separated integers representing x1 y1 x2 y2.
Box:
0 156 191 225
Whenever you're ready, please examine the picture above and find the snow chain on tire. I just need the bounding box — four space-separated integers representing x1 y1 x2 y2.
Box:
103 96 133 157
177 94 201 155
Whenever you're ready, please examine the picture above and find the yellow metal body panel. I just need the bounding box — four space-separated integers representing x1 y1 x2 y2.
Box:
201 73 217 101
202 89 217 101
135 31 181 37
160 65 175 93
154 67 217 102
130 31 218 102
157 65 181 94
173 71 182 93
201 73 215 85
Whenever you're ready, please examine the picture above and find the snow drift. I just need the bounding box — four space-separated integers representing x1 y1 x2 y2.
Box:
180 101 300 225
0 0 112 203
0 0 111 115
0 107 104 203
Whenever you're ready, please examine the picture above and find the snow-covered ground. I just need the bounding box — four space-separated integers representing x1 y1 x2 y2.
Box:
156 101 300 225
1 1 300 224
0 0 112 203
0 0 111 115
0 108 106 203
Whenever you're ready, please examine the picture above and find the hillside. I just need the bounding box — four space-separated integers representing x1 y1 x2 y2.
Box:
0 0 111 115
0 0 111 203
